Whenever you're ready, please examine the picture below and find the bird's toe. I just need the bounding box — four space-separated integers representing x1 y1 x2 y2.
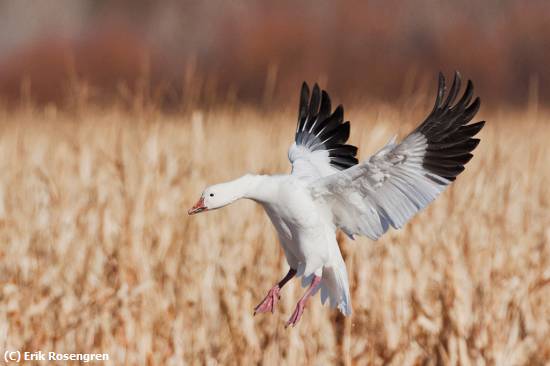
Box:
254 286 280 315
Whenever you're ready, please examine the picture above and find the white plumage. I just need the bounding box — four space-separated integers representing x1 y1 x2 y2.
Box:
309 131 448 240
188 72 485 326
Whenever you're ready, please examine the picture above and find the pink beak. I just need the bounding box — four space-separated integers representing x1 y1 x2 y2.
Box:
188 197 207 215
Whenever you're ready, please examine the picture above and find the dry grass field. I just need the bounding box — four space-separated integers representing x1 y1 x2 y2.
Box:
0 102 548 365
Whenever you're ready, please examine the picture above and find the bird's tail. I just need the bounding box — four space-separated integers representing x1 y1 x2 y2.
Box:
319 260 352 316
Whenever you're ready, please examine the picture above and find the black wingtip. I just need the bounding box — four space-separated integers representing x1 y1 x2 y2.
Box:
308 84 321 116
433 72 446 112
294 83 359 171
443 72 462 108
297 82 310 132
469 121 485 136
454 70 462 81
418 72 485 182
300 82 310 105
319 90 331 118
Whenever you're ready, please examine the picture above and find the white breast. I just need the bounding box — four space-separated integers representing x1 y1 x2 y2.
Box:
259 176 334 273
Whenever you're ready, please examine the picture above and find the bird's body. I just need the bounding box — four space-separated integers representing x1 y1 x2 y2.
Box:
260 175 330 271
188 72 485 326
255 174 352 315
207 173 352 314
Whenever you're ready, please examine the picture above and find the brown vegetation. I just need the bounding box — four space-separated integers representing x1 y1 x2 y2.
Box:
0 100 548 364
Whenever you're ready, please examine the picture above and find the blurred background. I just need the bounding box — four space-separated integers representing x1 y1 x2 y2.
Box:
0 0 548 109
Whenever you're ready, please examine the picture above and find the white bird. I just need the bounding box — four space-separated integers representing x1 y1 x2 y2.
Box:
188 72 485 327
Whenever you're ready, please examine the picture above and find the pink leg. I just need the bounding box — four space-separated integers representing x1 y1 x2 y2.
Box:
285 275 322 328
254 268 297 315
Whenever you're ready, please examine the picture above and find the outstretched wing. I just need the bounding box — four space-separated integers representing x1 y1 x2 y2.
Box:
310 72 485 240
288 82 359 182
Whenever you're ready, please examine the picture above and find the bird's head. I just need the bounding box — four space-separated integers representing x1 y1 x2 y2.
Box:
188 181 243 215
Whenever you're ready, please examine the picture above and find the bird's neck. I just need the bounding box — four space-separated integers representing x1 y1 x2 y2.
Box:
222 174 278 204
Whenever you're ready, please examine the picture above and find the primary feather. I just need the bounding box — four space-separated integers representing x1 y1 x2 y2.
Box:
289 83 359 182
309 71 485 240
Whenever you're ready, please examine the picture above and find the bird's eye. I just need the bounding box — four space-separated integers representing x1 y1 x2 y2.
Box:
210 193 214 197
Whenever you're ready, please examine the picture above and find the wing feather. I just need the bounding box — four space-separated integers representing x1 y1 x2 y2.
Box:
310 72 485 240
289 83 358 182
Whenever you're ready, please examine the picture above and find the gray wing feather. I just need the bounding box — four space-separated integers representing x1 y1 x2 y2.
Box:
311 72 485 240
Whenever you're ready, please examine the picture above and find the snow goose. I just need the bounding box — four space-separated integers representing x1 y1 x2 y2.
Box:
188 72 485 327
